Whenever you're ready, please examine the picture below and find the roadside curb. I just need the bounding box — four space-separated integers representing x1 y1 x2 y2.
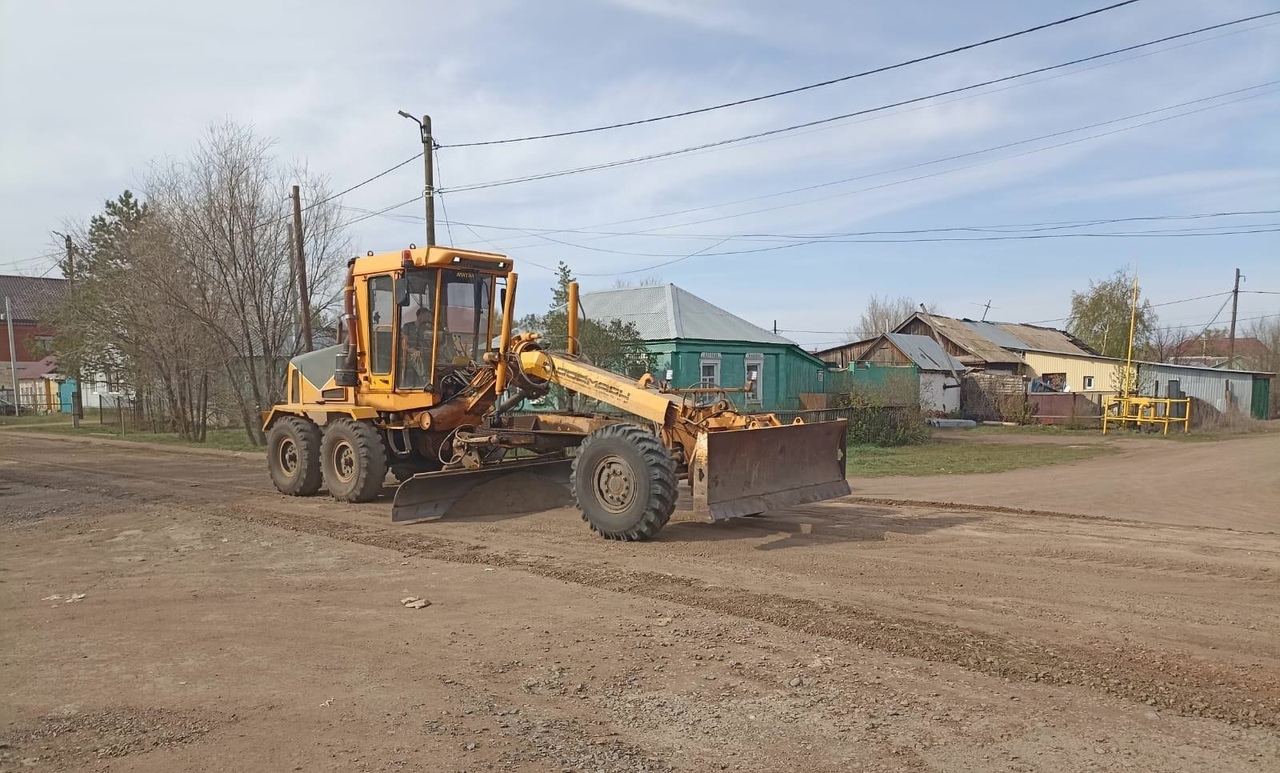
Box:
0 428 263 459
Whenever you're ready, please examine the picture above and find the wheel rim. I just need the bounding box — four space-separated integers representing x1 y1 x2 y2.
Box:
593 454 636 514
278 438 299 477
333 440 356 484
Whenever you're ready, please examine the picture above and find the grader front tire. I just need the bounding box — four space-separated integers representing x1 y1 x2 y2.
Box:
571 423 677 541
320 418 388 502
266 416 322 496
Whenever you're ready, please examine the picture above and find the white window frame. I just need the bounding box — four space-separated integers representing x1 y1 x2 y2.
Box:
699 352 721 387
744 353 763 403
1083 375 1095 390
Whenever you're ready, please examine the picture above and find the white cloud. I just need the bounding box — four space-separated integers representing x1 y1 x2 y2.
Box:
1 0 1276 324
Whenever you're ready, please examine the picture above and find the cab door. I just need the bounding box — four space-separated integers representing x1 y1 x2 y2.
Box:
364 274 397 392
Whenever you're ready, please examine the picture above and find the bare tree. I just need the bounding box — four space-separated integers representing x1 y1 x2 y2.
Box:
849 295 932 341
56 192 218 439
1140 322 1182 363
54 122 350 444
610 274 665 289
143 121 350 443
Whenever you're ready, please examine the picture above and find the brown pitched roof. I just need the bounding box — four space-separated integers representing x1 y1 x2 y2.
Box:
1171 336 1272 359
0 275 68 323
0 356 60 381
897 313 1024 365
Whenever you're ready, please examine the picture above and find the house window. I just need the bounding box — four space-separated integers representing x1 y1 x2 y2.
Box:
1083 375 1095 390
699 353 720 387
744 353 763 403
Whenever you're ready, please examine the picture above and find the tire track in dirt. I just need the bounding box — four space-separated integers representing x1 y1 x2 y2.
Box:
6 456 1278 731
211 500 1277 730
842 496 1280 536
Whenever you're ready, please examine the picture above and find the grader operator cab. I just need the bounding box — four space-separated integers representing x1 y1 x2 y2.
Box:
262 245 850 540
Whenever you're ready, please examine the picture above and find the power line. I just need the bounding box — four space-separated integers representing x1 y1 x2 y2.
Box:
0 250 63 270
567 84 1280 245
457 209 1280 247
438 1 1145 148
251 153 425 232
453 222 558 274
330 195 423 231
1025 291 1237 325
438 12 1280 194
305 153 423 214
433 146 457 245
456 21 1280 252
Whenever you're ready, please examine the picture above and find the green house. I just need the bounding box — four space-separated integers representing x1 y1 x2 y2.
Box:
579 284 831 412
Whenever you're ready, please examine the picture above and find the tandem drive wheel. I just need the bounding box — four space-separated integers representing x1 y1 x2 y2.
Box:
266 416 322 496
320 418 388 503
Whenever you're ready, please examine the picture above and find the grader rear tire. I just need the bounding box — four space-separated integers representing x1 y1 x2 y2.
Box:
571 423 677 541
320 418 388 502
266 416 322 496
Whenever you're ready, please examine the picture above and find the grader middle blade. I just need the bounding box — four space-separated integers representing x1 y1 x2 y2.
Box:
691 419 850 520
391 456 573 523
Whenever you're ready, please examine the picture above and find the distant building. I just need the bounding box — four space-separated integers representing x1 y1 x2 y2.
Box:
849 333 966 413
818 311 1273 420
0 356 62 413
1170 336 1274 371
580 284 830 412
0 275 66 361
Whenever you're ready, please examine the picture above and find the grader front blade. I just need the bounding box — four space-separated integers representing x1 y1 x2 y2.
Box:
691 419 849 520
391 456 573 523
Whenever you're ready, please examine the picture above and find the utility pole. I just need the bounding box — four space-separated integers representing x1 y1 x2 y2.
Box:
1227 267 1242 369
397 111 435 245
980 300 992 321
65 234 81 427
772 320 777 335
290 185 314 352
5 297 17 417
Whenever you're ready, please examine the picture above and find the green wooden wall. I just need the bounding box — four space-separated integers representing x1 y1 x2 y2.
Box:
642 339 830 412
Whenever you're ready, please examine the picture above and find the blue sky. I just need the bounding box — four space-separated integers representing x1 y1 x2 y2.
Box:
2 0 1277 349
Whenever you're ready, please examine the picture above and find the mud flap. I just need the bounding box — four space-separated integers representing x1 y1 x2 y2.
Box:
691 420 849 520
391 456 573 523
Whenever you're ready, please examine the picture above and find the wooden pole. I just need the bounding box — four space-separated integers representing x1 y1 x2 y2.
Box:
1227 267 1241 369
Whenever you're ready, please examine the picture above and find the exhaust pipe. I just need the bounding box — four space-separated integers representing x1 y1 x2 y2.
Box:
334 258 359 388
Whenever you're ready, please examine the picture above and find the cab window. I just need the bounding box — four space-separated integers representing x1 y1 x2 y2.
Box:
367 275 394 375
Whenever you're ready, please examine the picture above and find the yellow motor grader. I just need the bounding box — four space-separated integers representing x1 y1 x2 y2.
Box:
262 245 849 540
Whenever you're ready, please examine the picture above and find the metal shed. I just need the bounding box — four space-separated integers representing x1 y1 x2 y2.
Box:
1141 362 1268 418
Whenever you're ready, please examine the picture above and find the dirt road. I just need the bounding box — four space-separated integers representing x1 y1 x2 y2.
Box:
2 432 1278 772
853 431 1280 533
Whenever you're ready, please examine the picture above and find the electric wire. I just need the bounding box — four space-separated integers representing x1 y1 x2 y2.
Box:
437 12 1280 194
454 209 1280 242
438 1 1146 148
443 83 1280 256
433 146 458 245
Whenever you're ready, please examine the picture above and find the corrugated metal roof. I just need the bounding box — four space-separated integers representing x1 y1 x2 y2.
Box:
884 333 966 372
903 314 1022 364
961 320 1030 351
0 275 67 323
580 284 795 345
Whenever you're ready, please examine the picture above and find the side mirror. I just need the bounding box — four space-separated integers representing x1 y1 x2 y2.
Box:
395 277 411 307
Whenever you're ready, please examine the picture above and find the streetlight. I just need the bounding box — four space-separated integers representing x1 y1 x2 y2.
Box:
398 111 435 246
